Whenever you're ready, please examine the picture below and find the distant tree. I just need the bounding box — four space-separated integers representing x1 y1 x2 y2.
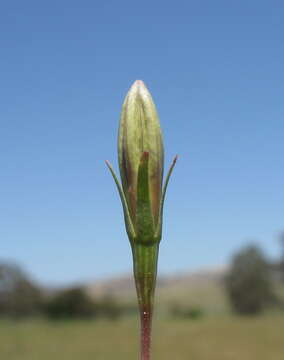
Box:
0 263 42 318
225 245 274 315
44 287 96 319
96 294 125 320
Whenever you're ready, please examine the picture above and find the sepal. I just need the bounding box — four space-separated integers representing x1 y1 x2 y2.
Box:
105 160 136 240
155 156 178 239
136 152 155 245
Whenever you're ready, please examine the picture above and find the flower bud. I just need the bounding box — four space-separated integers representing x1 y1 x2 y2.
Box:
106 80 176 243
118 80 164 238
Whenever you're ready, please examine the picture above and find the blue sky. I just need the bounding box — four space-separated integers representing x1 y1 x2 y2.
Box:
1 1 283 285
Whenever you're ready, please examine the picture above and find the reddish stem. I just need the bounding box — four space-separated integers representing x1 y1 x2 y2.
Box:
140 307 152 360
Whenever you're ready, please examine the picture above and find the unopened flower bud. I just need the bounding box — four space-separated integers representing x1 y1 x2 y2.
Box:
106 80 177 243
118 80 164 242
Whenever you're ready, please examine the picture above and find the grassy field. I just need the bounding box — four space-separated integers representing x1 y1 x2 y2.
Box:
0 314 283 360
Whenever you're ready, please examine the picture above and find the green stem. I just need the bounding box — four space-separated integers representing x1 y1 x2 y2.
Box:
131 243 159 360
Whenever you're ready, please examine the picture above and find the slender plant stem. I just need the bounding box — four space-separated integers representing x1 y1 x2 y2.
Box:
132 243 159 360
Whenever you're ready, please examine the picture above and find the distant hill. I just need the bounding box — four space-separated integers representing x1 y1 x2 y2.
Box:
86 265 230 315
86 264 284 316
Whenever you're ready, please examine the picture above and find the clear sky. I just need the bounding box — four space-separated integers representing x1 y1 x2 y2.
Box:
1 1 283 285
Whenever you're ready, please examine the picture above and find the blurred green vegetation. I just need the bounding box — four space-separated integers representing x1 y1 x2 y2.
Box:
0 315 283 360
